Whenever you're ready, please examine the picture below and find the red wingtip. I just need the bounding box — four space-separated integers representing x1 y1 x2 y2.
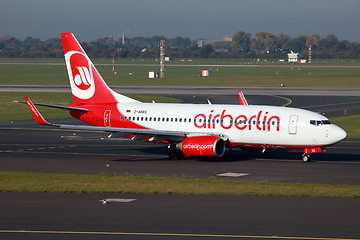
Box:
24 97 52 126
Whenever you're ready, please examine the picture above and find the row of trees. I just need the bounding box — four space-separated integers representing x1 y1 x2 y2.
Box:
231 31 360 59
1 31 360 59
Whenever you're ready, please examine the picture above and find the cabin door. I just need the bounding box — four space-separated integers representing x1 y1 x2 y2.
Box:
104 110 111 127
288 115 298 135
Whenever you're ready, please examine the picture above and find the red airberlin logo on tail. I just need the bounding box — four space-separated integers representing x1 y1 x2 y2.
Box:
74 66 91 90
65 51 95 99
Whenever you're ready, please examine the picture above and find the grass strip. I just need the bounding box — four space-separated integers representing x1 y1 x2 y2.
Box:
330 115 360 138
1 171 359 198
1 64 360 87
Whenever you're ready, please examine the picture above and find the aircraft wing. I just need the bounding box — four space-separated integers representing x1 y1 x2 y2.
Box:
24 97 227 143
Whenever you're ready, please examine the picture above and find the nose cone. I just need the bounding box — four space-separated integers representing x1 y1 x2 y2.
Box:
332 125 347 144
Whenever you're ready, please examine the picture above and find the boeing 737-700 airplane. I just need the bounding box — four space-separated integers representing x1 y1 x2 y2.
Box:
23 33 347 162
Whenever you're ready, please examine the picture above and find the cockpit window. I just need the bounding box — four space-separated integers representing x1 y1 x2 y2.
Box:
310 120 332 126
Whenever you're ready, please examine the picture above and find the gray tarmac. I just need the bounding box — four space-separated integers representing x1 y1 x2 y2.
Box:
1 89 360 239
1 193 360 240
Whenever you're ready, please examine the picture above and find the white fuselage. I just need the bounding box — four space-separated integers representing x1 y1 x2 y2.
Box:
116 103 347 149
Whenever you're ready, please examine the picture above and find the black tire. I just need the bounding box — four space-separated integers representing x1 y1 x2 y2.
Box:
169 149 178 160
176 150 184 160
302 154 311 162
169 149 184 160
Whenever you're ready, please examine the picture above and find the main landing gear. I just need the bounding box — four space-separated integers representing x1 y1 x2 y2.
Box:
169 149 184 160
302 154 311 162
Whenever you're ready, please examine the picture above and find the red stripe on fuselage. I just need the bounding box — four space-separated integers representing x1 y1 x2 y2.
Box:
230 142 327 150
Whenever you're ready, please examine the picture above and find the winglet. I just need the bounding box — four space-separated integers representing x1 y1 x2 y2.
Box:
238 91 248 105
24 97 53 126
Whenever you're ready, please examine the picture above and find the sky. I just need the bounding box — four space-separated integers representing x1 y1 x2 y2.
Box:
1 0 360 42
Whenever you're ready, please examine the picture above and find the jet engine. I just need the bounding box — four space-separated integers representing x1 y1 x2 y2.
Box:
176 136 226 157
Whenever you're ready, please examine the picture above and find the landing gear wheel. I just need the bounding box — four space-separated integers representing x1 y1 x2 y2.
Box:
169 149 184 160
302 154 311 162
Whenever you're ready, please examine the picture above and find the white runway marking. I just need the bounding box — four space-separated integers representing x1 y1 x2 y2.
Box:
217 172 249 177
100 198 137 203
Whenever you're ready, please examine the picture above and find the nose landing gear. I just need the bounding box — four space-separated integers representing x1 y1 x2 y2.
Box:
302 154 311 162
302 147 322 162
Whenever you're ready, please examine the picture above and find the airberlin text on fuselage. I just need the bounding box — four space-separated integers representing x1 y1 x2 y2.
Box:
194 110 280 131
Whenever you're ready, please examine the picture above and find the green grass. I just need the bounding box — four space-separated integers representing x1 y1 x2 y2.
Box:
1 63 360 87
331 115 360 138
0 92 182 121
0 171 359 198
1 57 360 65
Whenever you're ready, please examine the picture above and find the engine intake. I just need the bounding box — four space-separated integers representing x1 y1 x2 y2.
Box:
177 136 226 157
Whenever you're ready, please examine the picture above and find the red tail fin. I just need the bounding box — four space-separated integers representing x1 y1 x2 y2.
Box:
61 33 138 105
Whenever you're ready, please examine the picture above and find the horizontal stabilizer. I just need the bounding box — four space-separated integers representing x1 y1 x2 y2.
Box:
15 101 89 112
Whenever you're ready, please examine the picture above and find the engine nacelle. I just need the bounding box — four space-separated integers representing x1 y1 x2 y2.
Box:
176 136 226 157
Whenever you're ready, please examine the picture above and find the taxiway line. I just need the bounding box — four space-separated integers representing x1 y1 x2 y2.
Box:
271 95 293 107
0 230 358 240
0 150 163 158
302 100 360 109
